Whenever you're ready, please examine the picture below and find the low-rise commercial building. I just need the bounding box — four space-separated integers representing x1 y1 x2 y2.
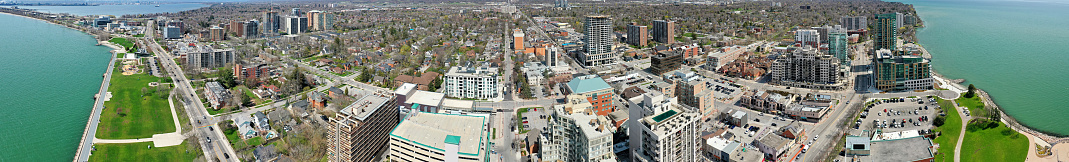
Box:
650 50 683 75
564 75 616 116
740 90 796 113
388 112 489 162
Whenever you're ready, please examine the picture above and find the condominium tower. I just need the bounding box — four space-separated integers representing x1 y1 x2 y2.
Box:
652 20 675 44
581 15 615 66
327 91 400 162
770 47 844 90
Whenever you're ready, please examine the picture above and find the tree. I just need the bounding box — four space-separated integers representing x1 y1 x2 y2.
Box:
219 66 236 88
933 115 946 127
964 84 976 98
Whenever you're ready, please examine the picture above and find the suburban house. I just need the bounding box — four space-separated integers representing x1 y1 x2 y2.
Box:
309 91 327 109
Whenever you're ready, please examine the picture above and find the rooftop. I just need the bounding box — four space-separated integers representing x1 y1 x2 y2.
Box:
441 98 476 111
641 105 699 137
706 136 740 153
339 91 392 121
567 75 613 94
846 136 871 151
870 136 934 162
390 112 488 157
406 90 445 106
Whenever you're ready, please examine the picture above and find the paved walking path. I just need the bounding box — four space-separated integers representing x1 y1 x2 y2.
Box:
74 41 121 162
953 99 971 162
92 95 187 147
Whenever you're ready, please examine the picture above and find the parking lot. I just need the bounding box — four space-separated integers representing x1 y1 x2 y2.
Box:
518 107 551 133
857 97 942 133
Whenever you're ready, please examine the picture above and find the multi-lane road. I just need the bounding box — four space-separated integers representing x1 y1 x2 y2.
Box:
141 20 238 162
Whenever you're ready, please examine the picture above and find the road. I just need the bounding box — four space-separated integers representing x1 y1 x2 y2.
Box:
141 20 238 162
73 42 118 162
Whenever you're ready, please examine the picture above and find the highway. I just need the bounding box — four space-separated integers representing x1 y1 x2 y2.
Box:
141 20 238 162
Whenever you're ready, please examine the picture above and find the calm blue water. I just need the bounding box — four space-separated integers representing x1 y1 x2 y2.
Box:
12 3 207 16
890 0 1069 135
0 13 112 161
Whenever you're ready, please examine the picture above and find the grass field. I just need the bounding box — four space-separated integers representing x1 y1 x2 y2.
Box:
932 97 963 162
88 141 200 162
97 64 176 139
515 107 531 134
960 121 1028 162
109 38 134 48
955 94 987 117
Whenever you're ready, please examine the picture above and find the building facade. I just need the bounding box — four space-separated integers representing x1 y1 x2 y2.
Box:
873 49 933 91
541 106 617 162
283 16 308 34
444 64 500 100
794 29 820 48
770 47 844 90
262 11 280 35
650 50 682 75
826 25 850 67
629 105 700 162
581 15 616 66
181 44 235 70
564 75 616 116
652 20 675 44
874 13 898 52
209 26 225 41
243 20 259 38
327 91 399 162
676 79 716 120
840 16 867 31
514 28 525 51
163 26 181 39
204 81 231 109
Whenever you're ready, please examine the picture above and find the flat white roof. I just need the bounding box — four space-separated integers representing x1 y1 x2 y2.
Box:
441 98 475 110
391 112 488 156
406 90 444 106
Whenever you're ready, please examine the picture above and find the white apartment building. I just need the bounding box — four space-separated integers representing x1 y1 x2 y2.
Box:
540 105 617 162
444 63 500 100
180 44 235 70
629 101 701 162
581 15 616 66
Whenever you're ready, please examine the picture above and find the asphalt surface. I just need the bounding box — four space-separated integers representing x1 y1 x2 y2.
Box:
74 44 117 162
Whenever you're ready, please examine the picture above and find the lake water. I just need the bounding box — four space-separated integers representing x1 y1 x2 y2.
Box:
0 13 112 161
892 0 1069 135
13 3 207 16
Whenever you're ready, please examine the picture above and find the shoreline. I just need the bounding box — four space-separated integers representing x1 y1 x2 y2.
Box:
0 8 124 161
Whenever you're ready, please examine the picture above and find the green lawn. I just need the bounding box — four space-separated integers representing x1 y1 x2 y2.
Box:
133 34 145 37
516 107 531 134
224 128 249 150
960 122 1028 162
88 141 200 162
932 97 963 162
109 37 134 49
97 64 176 139
246 137 265 147
955 94 987 118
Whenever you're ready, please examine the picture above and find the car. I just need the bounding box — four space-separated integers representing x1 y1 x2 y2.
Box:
522 117 528 120
522 121 528 124
771 123 778 126
755 119 761 122
208 126 214 131
224 153 230 159
206 137 211 143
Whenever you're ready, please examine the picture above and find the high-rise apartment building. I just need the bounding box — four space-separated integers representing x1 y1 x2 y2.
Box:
291 8 301 17
626 23 648 47
840 16 867 31
513 28 525 51
581 15 615 66
873 49 933 91
319 12 335 30
327 91 399 162
795 29 820 48
444 63 500 100
540 106 617 162
307 10 322 30
874 13 898 52
555 0 569 9
629 104 700 162
209 26 225 41
229 21 244 37
283 16 308 34
262 11 280 34
826 25 849 67
770 47 844 90
676 79 717 120
652 20 675 44
243 20 259 38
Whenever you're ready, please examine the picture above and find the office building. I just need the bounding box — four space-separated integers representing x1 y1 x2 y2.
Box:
444 63 500 100
209 26 225 41
180 44 235 70
283 16 308 34
388 112 488 162
840 16 867 31
262 11 280 34
93 16 111 27
795 29 820 48
874 13 898 52
652 20 675 44
327 91 399 162
650 50 682 75
581 15 615 66
626 23 648 47
540 106 617 162
204 81 231 109
564 75 616 116
826 25 850 67
163 26 182 39
243 20 259 38
770 47 844 90
513 29 525 51
873 49 933 92
676 79 716 120
629 104 700 162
